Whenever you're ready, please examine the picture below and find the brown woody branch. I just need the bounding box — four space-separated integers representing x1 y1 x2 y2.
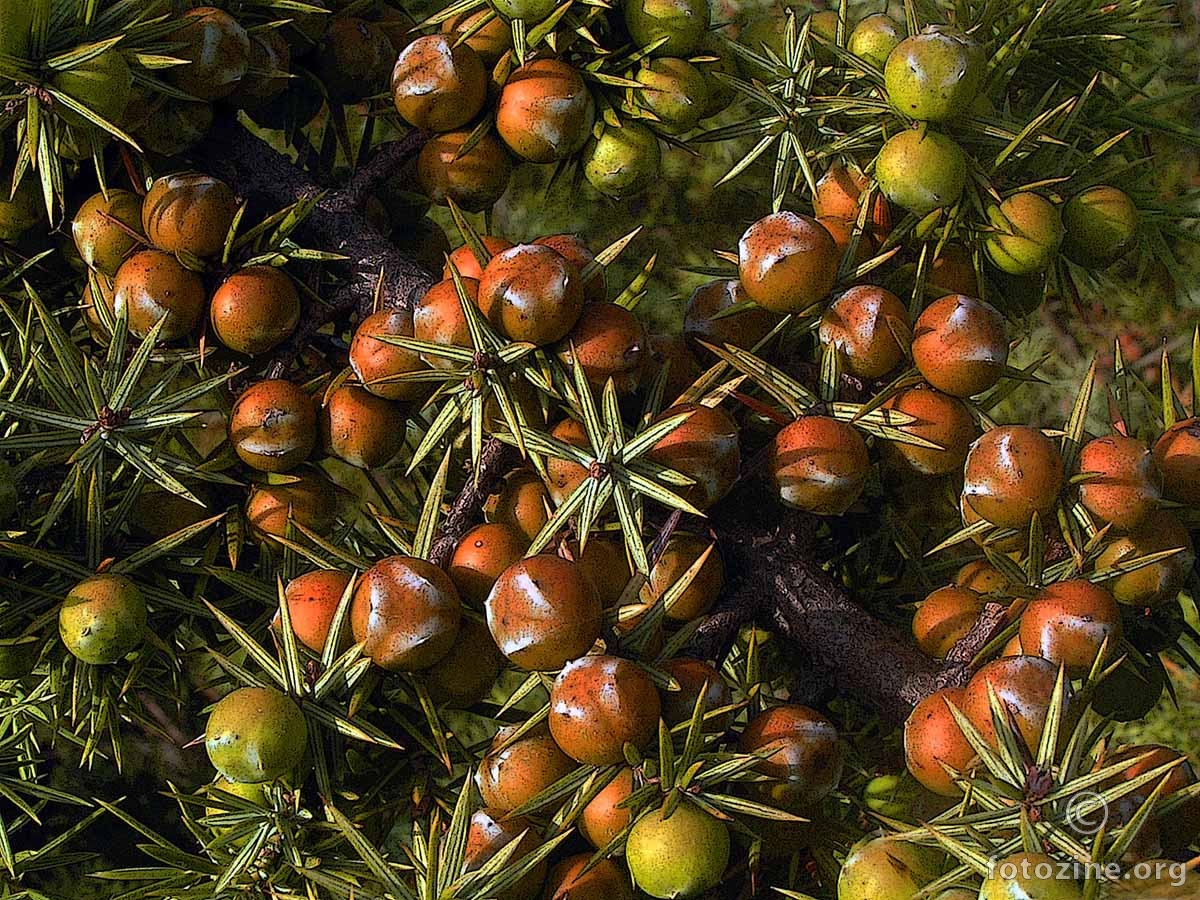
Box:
203 116 992 727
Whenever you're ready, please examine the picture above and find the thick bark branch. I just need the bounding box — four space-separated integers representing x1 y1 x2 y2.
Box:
200 116 990 727
198 116 435 375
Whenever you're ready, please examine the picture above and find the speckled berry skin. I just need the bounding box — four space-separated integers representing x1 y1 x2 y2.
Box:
278 570 352 654
463 809 546 900
534 234 605 302
209 265 300 356
903 686 974 796
496 60 595 163
58 574 147 665
558 301 647 395
112 249 206 340
648 403 741 510
476 723 576 812
737 211 840 314
838 837 942 900
485 555 602 671
1095 509 1195 606
962 655 1060 750
448 522 529 605
444 236 515 280
683 278 781 361
350 556 462 671
548 654 661 765
579 766 636 851
416 131 512 212
739 704 844 811
1020 579 1122 676
321 385 407 469
634 57 709 134
875 128 967 215
819 285 910 379
849 14 903 70
881 383 977 476
583 121 661 200
659 657 732 731
423 618 503 708
349 309 430 402
142 172 239 258
72 189 144 277
204 686 306 784
813 162 892 237
624 0 709 56
478 244 585 346
984 192 1065 276
392 35 487 132
929 243 979 296
912 586 984 659
413 278 474 369
911 293 1009 397
647 533 724 622
962 425 1063 529
1152 417 1200 506
884 26 983 122
228 29 290 111
486 468 551 542
1076 434 1161 530
318 18 394 104
443 9 511 64
545 855 634 900
626 801 731 899
246 475 338 542
228 380 317 473
1062 185 1139 268
168 7 250 101
768 415 870 515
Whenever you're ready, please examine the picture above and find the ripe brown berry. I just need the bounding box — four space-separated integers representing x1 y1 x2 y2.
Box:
534 234 605 302
228 29 290 111
573 535 633 608
485 468 551 542
912 585 984 659
903 687 975 796
478 244 585 346
1077 434 1161 530
818 284 910 379
739 705 843 811
350 556 462 671
112 250 206 340
444 236 516 280
424 618 503 708
416 131 512 212
929 244 979 296
548 654 661 765
646 533 724 622
477 722 576 813
817 216 875 269
881 383 976 476
659 657 732 731
963 425 1063 529
142 172 239 259
448 522 530 605
768 415 870 515
1152 418 1200 506
683 278 781 361
544 417 590 505
245 475 339 542
1020 580 1122 676
278 569 352 653
72 189 144 277
580 767 636 852
558 301 647 395
813 162 891 237
349 309 430 402
545 855 633 900
209 265 300 356
496 59 595 163
485 555 602 670
229 380 317 473
318 18 394 103
647 333 703 402
1094 509 1195 607
648 403 741 510
413 277 474 369
962 655 1060 751
443 9 512 64
464 809 547 900
321 385 407 469
392 35 487 133
168 7 250 101
911 294 1009 397
738 211 840 314
954 559 1010 594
